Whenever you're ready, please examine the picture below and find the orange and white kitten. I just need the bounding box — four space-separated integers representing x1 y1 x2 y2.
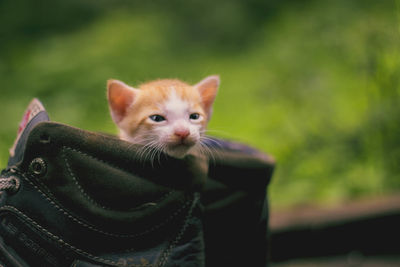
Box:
107 75 219 159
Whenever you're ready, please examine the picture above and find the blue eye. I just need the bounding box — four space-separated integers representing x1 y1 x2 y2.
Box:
190 113 200 120
149 115 166 122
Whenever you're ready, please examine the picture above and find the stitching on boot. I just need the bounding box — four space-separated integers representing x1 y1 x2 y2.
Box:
1 205 168 266
61 146 173 211
62 148 111 210
17 169 191 239
0 204 196 267
156 193 200 267
62 146 149 181
0 205 123 266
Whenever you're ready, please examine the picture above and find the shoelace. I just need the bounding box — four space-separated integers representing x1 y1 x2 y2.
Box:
0 168 20 193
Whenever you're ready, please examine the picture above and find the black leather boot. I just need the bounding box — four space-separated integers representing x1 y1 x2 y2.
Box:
0 99 274 267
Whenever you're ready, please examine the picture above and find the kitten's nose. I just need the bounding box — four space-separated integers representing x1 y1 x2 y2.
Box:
174 128 190 139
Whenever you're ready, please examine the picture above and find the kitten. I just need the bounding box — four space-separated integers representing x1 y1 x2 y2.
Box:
107 75 219 159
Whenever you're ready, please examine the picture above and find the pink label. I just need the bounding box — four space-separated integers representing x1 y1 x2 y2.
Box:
9 99 46 157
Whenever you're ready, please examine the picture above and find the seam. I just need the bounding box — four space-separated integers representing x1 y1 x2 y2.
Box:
61 146 172 211
1 205 176 267
62 146 145 184
61 148 110 210
16 169 190 239
156 193 199 267
0 201 195 267
0 205 120 266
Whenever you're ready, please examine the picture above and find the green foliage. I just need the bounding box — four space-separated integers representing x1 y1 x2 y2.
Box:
1 0 399 208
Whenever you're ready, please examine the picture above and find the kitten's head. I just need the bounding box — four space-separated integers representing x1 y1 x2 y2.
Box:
107 76 219 159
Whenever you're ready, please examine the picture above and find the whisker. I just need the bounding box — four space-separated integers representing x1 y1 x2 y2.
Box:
156 144 166 166
200 129 233 138
201 135 223 149
197 139 221 166
137 140 160 166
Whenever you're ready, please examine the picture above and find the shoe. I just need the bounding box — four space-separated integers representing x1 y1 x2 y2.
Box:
0 99 274 266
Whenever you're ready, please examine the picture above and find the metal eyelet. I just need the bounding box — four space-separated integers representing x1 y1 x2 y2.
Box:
0 176 21 194
8 176 21 194
29 158 47 177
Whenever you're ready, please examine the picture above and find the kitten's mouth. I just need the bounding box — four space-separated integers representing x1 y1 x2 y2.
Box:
170 137 196 146
169 142 193 149
165 141 196 158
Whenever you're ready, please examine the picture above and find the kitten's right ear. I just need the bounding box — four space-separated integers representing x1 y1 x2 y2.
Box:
107 79 139 123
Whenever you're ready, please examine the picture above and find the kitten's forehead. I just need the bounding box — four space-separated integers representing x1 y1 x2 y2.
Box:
145 83 202 109
139 80 198 102
163 88 190 115
133 80 205 122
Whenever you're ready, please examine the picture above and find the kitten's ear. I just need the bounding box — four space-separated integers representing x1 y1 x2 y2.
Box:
194 75 219 117
107 79 139 124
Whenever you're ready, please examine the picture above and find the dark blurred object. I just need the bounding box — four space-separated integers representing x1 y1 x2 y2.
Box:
270 195 400 266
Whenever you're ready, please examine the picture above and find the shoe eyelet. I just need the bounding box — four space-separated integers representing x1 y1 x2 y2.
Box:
0 176 21 194
8 176 21 194
29 158 47 177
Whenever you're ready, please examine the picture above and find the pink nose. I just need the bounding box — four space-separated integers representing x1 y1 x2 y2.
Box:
174 129 190 139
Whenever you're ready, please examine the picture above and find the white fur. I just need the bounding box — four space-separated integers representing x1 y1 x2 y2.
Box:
154 88 204 158
163 88 190 119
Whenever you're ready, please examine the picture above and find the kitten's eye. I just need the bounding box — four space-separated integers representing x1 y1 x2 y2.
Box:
149 115 166 122
190 113 200 120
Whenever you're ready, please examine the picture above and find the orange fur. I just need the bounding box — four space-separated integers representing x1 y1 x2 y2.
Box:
121 79 206 135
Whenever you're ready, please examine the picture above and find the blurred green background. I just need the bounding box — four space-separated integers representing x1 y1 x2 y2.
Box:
1 0 399 209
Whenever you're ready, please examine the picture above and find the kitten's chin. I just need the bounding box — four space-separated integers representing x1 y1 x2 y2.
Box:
165 144 194 159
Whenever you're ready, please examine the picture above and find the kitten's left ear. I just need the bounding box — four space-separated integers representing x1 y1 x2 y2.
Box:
107 79 139 124
194 75 219 117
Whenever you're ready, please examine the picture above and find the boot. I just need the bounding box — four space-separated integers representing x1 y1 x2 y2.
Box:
0 99 274 266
